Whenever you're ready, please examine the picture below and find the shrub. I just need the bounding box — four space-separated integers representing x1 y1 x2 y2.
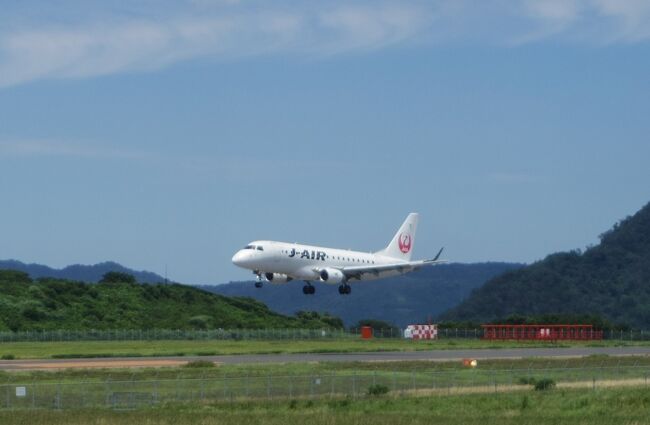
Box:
188 315 212 330
367 384 390 396
520 395 529 409
184 360 215 368
1 354 15 360
328 398 351 408
534 378 556 391
518 376 537 385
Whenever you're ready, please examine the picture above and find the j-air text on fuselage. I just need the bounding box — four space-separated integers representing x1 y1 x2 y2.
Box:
231 213 446 295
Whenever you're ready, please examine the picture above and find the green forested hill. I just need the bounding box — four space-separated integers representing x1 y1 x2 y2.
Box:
440 201 650 328
0 271 340 331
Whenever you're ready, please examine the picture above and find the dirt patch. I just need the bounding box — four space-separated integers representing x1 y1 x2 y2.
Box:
11 359 189 370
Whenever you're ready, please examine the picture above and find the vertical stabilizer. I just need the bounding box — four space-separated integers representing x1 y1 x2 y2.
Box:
376 213 419 261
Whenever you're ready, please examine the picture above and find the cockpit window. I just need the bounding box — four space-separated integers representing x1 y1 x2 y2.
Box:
244 245 254 250
256 246 264 251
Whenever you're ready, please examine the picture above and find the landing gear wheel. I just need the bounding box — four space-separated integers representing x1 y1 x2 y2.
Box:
302 284 315 295
338 284 351 295
254 271 263 288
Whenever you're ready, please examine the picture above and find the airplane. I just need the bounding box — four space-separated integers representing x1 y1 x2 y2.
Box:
231 213 446 295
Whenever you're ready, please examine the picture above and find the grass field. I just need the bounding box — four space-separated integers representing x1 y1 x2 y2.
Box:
2 355 649 384
1 386 649 425
1 338 649 360
1 357 649 424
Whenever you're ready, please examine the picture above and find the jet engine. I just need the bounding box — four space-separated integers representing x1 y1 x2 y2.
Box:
319 268 345 284
264 272 292 284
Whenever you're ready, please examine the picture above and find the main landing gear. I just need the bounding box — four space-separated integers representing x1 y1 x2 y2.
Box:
338 284 351 295
254 271 263 288
302 282 316 295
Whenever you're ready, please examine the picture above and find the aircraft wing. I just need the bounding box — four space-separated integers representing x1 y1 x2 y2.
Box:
341 247 446 282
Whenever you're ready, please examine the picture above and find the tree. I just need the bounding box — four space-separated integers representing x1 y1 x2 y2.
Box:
0 270 32 284
99 271 136 284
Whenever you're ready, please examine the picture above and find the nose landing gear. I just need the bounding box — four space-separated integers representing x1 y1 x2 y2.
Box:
338 284 351 295
254 271 263 288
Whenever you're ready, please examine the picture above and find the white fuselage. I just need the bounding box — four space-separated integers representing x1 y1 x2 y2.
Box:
232 240 412 283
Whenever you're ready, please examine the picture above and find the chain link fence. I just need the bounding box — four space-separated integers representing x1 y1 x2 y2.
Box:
0 328 649 342
1 364 649 410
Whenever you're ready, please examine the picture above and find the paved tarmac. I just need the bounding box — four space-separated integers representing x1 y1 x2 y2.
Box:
1 346 649 370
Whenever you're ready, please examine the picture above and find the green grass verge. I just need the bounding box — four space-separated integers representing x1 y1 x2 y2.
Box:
0 386 649 425
1 338 649 360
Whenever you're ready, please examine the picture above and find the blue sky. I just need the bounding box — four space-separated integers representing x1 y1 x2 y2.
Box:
1 0 649 284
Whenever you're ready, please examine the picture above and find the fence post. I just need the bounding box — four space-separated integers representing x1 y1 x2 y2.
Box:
200 375 205 400
288 374 292 399
310 375 314 399
352 372 356 400
246 374 250 399
267 374 271 400
56 384 61 409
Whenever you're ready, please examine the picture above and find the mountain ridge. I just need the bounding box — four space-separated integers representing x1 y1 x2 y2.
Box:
202 262 523 327
440 201 650 328
0 259 165 283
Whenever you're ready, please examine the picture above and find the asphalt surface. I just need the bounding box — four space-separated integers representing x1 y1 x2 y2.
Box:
1 346 649 370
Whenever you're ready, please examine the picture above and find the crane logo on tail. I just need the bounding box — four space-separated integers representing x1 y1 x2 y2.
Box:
398 233 412 253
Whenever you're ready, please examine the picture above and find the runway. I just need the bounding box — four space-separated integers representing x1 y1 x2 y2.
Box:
1 346 649 370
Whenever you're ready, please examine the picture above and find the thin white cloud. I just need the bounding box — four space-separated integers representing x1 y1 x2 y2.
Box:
0 139 145 159
593 0 650 42
0 138 347 183
1 0 649 88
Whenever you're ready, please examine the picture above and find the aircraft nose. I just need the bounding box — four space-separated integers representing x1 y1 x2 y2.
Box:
232 250 244 266
232 250 249 267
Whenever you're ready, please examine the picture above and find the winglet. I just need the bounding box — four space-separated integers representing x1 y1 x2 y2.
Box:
432 247 444 262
